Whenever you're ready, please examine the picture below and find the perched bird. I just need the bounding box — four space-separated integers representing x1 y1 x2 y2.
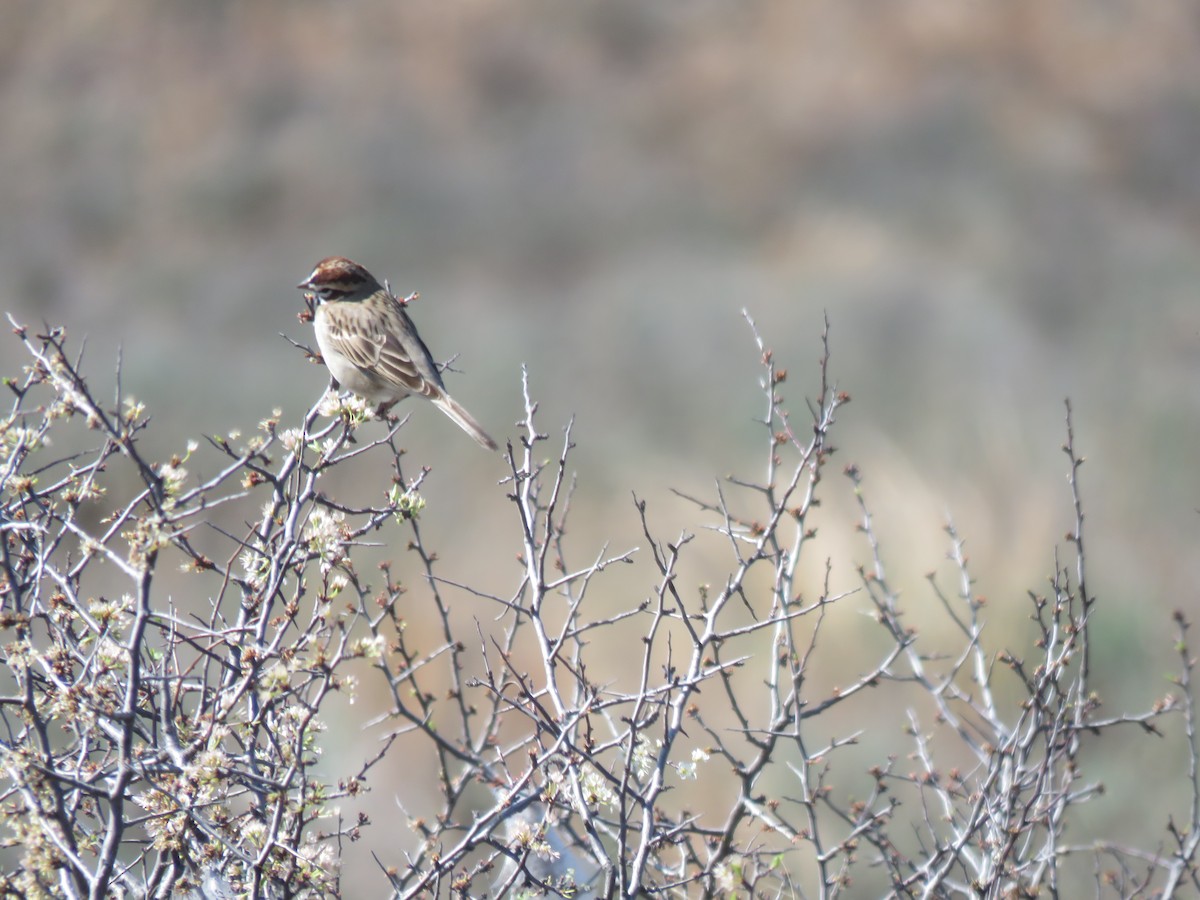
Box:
297 256 497 450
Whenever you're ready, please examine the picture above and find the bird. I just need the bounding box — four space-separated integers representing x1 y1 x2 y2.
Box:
297 256 498 450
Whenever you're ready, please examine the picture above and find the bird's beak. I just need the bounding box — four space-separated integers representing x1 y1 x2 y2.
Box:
297 279 313 291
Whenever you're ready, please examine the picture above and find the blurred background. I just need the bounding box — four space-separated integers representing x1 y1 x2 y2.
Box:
4 0 1200 892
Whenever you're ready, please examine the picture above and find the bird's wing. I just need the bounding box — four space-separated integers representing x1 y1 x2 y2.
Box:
323 300 445 398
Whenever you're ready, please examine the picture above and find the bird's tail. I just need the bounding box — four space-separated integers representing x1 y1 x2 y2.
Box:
432 393 498 451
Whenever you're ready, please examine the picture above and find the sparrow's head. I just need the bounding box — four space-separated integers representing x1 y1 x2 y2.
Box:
297 257 381 302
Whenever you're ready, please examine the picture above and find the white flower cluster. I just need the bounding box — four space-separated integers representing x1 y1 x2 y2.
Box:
633 738 711 783
239 544 271 590
509 819 561 863
353 634 387 660
279 427 304 453
0 424 46 465
389 483 425 521
303 508 348 574
87 593 132 628
316 389 374 423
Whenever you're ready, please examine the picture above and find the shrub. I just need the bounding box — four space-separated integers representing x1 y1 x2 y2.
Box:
0 314 1195 898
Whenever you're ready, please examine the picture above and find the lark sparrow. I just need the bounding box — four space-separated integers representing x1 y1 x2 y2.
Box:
297 256 498 451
